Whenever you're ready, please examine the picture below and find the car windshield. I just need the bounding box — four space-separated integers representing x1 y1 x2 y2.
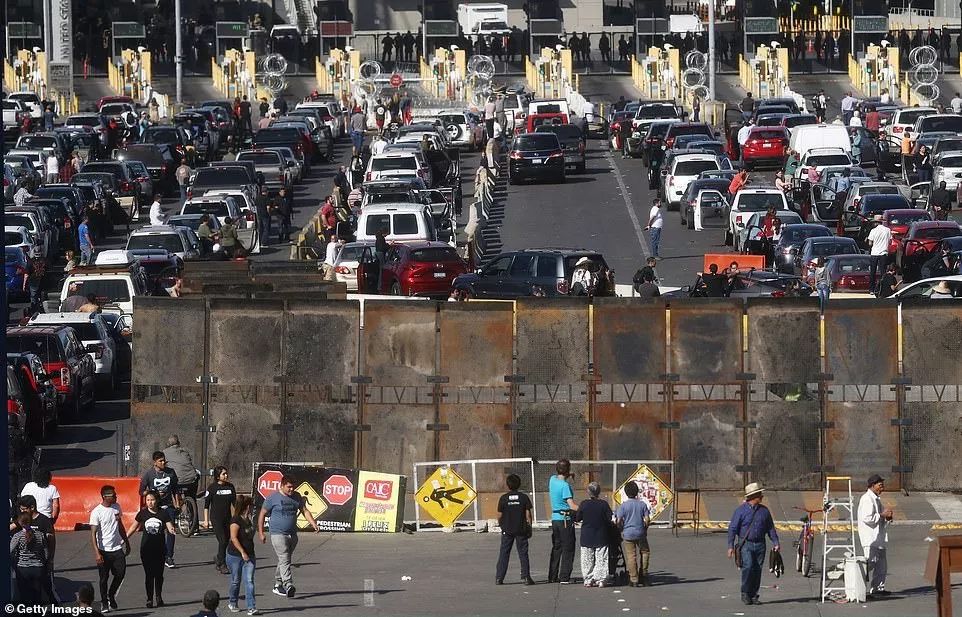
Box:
811 241 857 256
119 146 165 165
646 123 673 138
916 227 962 240
127 234 184 253
736 193 782 212
536 125 582 139
888 212 930 225
859 186 900 196
6 336 55 363
5 232 25 245
167 216 206 230
393 214 419 235
82 163 124 176
516 134 559 150
674 160 718 176
832 257 873 272
100 104 131 115
939 156 962 167
784 115 818 128
897 109 934 125
183 201 230 217
410 247 460 261
807 154 851 166
73 173 114 187
336 245 369 263
919 116 962 133
438 114 466 125
193 169 249 185
63 322 101 340
238 152 282 165
143 128 180 143
6 216 33 231
861 196 910 213
17 136 56 149
936 139 962 152
367 192 413 204
372 157 417 171
636 105 676 119
782 227 831 242
67 116 101 126
669 125 711 138
750 130 787 140
256 128 302 142
70 279 131 303
5 247 24 260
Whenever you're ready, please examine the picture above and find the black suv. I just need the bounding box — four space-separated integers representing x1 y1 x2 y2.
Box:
453 249 614 299
6 325 96 418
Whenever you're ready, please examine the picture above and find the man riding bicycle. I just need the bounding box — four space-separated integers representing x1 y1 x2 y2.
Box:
163 435 199 506
140 451 182 568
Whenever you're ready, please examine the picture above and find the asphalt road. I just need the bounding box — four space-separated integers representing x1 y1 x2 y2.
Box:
38 523 959 617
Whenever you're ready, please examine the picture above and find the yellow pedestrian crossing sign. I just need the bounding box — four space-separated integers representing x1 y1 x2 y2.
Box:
416 467 476 528
612 465 673 520
295 481 327 529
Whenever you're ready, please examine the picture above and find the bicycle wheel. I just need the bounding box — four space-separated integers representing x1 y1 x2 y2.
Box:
795 544 803 573
177 497 197 537
802 540 814 577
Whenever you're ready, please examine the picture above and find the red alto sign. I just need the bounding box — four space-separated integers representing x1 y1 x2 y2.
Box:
257 470 283 499
323 474 354 505
364 479 394 501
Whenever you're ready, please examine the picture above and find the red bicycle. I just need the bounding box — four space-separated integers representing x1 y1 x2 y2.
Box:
793 506 822 577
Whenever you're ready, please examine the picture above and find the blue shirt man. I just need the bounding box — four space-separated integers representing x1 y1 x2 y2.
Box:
78 218 94 264
547 459 578 584
727 483 780 606
256 476 319 598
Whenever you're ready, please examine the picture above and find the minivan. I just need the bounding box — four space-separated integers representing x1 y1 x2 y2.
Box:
788 124 851 160
355 204 440 245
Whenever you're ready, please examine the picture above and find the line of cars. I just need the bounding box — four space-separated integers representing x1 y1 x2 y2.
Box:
505 97 591 183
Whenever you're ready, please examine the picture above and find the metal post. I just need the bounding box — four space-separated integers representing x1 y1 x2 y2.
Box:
708 0 716 100
850 0 855 64
42 0 51 87
470 462 479 528
175 0 183 105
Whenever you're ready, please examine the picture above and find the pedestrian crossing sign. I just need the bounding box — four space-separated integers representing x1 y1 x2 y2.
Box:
415 466 476 528
612 465 673 520
295 481 328 529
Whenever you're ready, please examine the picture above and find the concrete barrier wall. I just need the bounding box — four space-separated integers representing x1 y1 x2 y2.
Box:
130 297 962 492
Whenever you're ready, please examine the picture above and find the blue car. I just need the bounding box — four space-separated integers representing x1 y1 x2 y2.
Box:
5 246 28 300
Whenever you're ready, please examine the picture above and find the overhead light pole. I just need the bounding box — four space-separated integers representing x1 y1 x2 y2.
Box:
175 0 183 105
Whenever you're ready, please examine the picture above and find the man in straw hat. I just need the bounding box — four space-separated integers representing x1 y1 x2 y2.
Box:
857 474 893 596
727 482 779 605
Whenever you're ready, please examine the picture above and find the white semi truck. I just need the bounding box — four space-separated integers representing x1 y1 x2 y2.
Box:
457 3 510 38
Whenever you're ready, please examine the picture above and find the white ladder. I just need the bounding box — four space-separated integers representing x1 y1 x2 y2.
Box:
294 0 318 35
820 476 857 602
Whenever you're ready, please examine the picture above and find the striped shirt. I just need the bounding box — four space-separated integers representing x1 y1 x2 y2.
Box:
9 529 48 568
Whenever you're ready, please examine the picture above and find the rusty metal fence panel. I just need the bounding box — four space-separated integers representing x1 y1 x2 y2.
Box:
438 303 514 497
746 300 822 490
284 301 360 470
593 299 667 384
207 300 285 488
515 299 590 489
669 300 743 384
360 301 438 481
129 297 207 474
823 303 901 489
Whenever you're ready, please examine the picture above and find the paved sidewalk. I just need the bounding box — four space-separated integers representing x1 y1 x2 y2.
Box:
43 524 958 616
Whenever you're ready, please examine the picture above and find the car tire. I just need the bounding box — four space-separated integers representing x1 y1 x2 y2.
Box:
687 209 695 230
725 229 733 246
558 172 566 183
577 162 586 173
390 281 402 296
679 208 686 226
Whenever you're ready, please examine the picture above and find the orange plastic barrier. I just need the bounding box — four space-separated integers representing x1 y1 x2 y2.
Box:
703 254 765 273
51 476 140 532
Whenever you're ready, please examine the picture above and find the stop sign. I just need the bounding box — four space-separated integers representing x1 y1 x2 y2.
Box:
323 474 354 506
390 73 403 88
257 470 283 499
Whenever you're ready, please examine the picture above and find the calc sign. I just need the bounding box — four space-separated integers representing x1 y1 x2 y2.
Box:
364 479 393 501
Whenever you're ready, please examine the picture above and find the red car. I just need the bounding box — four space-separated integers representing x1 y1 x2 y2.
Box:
525 113 569 134
826 254 875 292
883 209 932 253
897 220 962 270
380 241 468 298
6 325 96 418
741 127 790 169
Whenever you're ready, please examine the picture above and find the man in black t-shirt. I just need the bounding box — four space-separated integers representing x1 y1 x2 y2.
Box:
495 474 534 585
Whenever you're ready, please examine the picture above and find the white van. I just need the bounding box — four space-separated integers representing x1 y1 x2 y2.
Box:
528 99 572 119
788 124 851 159
355 203 439 244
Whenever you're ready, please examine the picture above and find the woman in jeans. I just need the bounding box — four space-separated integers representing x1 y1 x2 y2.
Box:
204 465 236 575
227 495 259 615
126 490 176 607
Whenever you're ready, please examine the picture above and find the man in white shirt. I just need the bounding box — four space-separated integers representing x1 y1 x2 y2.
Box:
322 236 343 281
148 194 165 225
582 96 596 123
857 474 893 596
371 134 388 155
645 198 665 258
840 92 857 126
737 122 753 150
879 88 891 105
866 215 893 295
89 485 129 612
951 92 962 114
45 153 59 184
